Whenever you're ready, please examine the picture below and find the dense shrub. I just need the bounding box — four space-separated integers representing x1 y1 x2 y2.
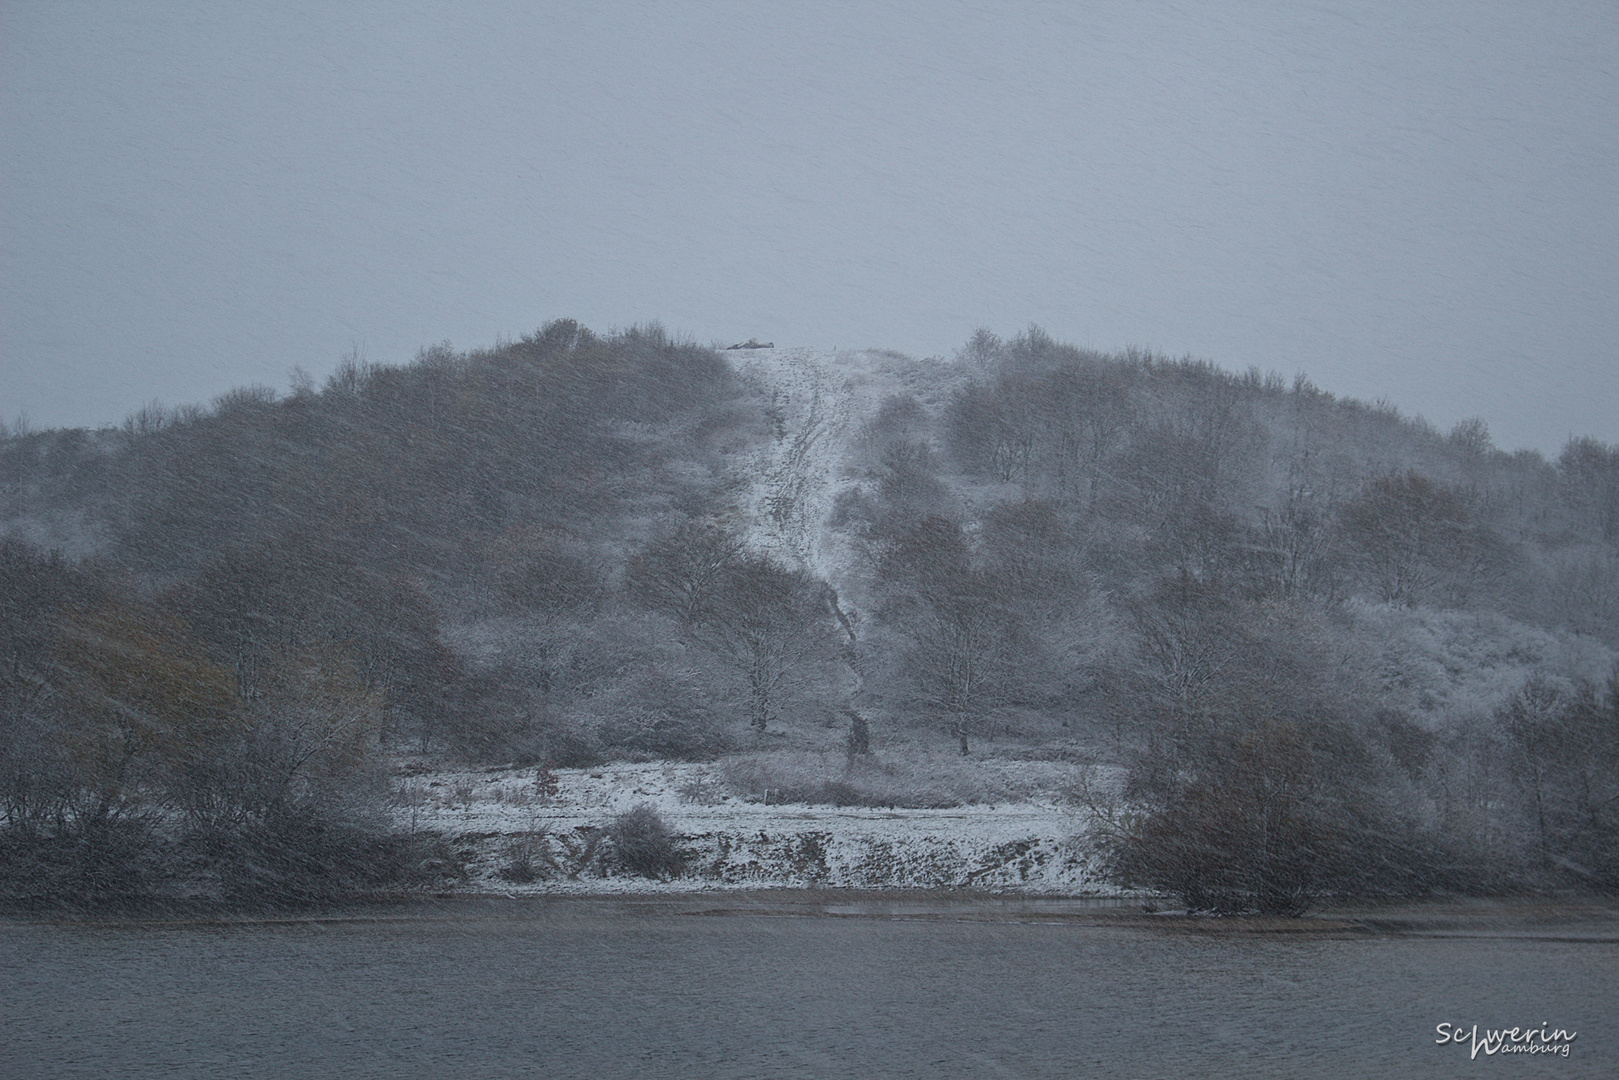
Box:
0 814 169 908
197 803 422 907
1102 714 1454 914
608 805 686 879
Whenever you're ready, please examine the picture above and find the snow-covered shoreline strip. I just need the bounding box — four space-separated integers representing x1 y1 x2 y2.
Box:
394 762 1125 897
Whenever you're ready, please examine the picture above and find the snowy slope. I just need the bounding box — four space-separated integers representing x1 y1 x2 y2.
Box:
726 346 968 605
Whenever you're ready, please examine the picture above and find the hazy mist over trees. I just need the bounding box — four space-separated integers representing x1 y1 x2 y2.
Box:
2 321 1616 909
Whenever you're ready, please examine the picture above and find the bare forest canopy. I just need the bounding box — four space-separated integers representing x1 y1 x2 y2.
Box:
2 321 1616 911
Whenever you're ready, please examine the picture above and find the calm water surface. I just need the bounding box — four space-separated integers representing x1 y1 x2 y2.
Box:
3 897 1614 1079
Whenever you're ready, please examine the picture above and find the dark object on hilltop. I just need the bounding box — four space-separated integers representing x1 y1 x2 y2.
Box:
727 339 774 349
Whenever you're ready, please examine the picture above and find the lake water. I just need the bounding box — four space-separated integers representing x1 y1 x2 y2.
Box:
4 896 1615 1079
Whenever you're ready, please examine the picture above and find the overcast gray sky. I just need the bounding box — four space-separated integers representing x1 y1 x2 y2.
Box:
3 1 1615 453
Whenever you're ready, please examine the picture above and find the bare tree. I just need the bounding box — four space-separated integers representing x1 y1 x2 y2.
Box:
690 557 842 732
877 517 1029 752
625 521 745 626
1501 671 1619 885
1558 436 1619 544
1338 471 1478 605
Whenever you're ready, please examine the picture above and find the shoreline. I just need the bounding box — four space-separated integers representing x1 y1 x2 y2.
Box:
9 892 1618 940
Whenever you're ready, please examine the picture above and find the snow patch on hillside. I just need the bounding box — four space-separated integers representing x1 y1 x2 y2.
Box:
726 347 968 602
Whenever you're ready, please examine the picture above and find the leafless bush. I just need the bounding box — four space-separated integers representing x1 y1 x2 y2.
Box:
591 667 734 760
675 774 727 805
498 830 554 883
608 805 686 879
1101 716 1447 915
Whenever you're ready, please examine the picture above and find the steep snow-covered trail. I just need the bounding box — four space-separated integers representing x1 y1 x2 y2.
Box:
727 346 965 602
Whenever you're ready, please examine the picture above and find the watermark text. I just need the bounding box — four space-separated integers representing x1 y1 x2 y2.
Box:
1435 1022 1576 1060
